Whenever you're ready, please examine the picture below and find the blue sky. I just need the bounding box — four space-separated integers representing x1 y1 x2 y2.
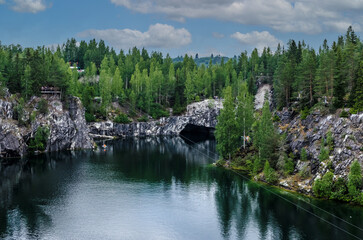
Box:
0 0 361 57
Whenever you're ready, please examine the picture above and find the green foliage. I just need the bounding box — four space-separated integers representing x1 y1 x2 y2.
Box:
85 112 96 122
137 115 149 122
348 160 362 202
300 148 308 161
272 115 280 122
215 86 239 160
326 130 334 152
114 113 131 124
318 141 329 161
148 103 169 119
263 160 278 184
38 98 48 114
339 110 349 118
313 171 334 198
284 157 294 175
28 126 50 151
331 178 348 201
253 101 278 165
300 107 310 120
13 97 25 126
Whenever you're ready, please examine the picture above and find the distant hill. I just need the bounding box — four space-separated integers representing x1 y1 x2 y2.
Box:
173 55 231 66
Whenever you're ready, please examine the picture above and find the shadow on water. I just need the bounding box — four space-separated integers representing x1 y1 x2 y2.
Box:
0 137 363 239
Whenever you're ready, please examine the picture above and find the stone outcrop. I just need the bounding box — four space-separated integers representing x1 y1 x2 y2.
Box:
0 94 93 158
277 109 363 193
89 99 223 138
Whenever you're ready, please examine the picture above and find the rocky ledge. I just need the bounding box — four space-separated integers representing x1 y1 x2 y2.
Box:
276 109 363 194
88 99 223 138
0 93 93 158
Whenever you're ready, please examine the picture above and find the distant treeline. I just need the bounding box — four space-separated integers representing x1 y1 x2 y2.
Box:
0 26 362 120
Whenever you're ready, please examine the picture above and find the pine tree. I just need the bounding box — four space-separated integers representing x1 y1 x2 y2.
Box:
215 86 239 160
353 60 363 112
236 81 254 149
333 47 345 109
184 71 195 104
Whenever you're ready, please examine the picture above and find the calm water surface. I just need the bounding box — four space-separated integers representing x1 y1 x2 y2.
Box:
1 136 363 240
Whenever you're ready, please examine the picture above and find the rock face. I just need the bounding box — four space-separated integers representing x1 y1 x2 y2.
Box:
277 109 363 192
89 99 223 137
0 95 93 158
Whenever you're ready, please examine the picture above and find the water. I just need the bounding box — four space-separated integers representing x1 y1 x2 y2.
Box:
1 136 363 240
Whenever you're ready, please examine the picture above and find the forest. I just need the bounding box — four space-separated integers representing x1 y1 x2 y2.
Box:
0 26 362 123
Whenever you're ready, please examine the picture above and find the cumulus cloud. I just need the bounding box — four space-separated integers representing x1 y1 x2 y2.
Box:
11 0 47 13
110 0 362 34
78 23 191 49
231 31 283 52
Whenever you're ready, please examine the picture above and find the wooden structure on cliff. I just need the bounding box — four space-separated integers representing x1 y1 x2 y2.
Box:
41 86 62 99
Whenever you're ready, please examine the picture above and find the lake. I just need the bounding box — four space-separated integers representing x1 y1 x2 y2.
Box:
1 136 363 240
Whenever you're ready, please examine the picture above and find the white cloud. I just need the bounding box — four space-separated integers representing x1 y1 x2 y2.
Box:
0 0 5 4
231 31 283 53
11 0 47 13
78 23 191 49
110 0 362 34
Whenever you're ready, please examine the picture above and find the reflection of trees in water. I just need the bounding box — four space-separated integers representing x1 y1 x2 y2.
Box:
0 150 89 238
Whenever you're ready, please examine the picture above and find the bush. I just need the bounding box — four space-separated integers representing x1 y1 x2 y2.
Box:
272 115 280 122
313 171 334 198
318 142 329 161
253 157 262 176
298 165 310 179
38 98 48 114
137 115 149 122
300 107 310 120
340 110 349 118
300 148 308 161
85 112 96 122
331 177 348 201
264 161 278 184
13 98 25 126
114 113 131 124
28 126 50 151
284 157 294 175
348 160 363 202
149 103 169 119
326 130 334 152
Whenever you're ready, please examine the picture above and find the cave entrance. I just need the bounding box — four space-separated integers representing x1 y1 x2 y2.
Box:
179 124 215 143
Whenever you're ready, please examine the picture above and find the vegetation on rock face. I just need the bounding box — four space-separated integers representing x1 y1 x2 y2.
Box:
312 160 363 204
28 126 50 151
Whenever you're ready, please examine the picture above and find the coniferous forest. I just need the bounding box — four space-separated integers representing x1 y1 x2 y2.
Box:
0 26 362 124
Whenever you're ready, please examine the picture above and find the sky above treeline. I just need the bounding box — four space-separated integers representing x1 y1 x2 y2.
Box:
0 0 362 57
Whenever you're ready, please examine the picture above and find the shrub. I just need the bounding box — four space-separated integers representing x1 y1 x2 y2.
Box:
264 161 278 184
85 112 96 122
28 126 50 151
331 177 348 201
300 148 308 161
340 110 349 118
13 98 25 126
284 157 294 175
298 165 310 179
318 142 329 161
272 115 280 122
137 115 149 122
38 98 48 114
114 113 131 124
326 130 334 152
348 160 363 202
149 103 169 119
300 107 310 120
253 157 262 176
30 111 37 122
313 171 334 198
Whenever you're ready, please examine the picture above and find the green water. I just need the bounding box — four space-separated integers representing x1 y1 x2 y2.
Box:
1 137 363 240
